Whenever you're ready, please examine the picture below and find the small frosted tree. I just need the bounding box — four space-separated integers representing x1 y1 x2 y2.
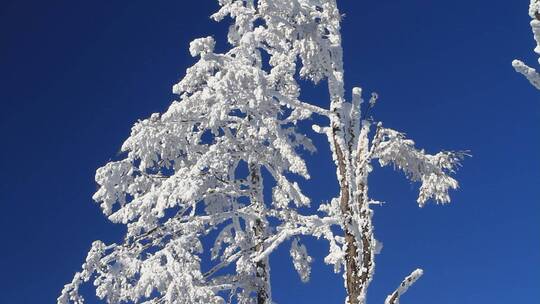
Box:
59 1 465 304
513 0 540 89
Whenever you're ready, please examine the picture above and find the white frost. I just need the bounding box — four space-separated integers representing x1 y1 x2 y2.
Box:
60 1 465 304
514 1 540 89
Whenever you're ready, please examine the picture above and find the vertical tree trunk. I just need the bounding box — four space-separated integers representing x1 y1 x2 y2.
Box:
321 1 368 299
327 60 375 304
354 181 375 304
249 162 271 304
331 132 362 304
254 219 270 304
331 119 375 304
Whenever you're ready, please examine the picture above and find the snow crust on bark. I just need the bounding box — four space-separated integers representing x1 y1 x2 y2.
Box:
513 0 540 89
59 1 465 304
384 269 423 304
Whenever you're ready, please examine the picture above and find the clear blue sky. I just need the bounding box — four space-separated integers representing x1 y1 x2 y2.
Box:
1 1 539 303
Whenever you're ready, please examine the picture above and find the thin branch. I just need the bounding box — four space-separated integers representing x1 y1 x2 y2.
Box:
270 90 333 118
384 269 424 304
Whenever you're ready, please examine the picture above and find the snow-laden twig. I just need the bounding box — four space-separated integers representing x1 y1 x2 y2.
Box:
269 90 334 118
384 269 424 304
514 0 540 89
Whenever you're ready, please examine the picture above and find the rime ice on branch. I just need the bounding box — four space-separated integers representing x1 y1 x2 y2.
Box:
59 1 465 304
513 0 540 89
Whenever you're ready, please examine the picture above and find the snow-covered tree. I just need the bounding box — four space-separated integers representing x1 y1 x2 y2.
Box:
513 0 540 89
59 1 465 304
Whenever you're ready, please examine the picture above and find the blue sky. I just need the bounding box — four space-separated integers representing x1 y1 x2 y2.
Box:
1 0 539 303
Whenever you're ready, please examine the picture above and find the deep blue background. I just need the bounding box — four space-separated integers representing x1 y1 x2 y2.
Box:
1 1 539 303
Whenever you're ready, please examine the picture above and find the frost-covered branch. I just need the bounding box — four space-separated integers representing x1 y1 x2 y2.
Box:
513 60 540 89
60 1 466 304
59 1 323 301
269 90 333 118
513 0 540 89
384 269 424 304
373 127 466 206
252 214 338 263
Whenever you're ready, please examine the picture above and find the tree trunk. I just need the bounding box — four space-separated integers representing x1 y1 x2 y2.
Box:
249 162 271 304
329 94 375 304
331 130 362 304
321 1 375 300
331 123 375 304
254 219 270 304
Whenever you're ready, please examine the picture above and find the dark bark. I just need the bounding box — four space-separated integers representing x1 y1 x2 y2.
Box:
249 163 271 304
332 130 362 304
332 115 374 304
